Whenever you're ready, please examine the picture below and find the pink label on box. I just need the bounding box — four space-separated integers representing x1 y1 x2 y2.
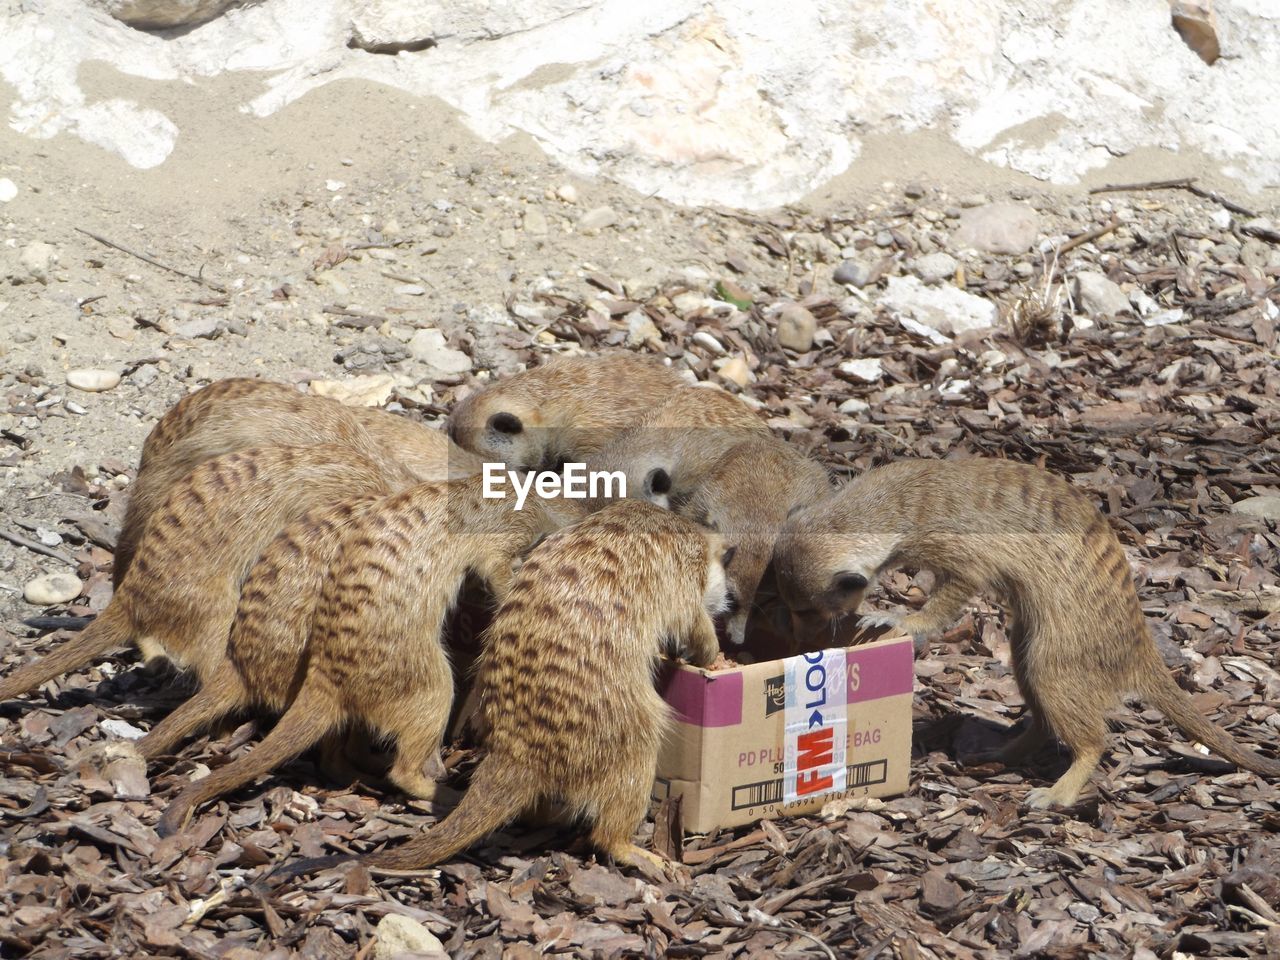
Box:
846 639 914 702
662 669 743 728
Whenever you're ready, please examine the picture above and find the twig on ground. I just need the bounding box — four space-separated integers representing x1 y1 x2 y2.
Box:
75 227 227 293
1056 216 1121 255
1088 178 1257 218
0 529 77 566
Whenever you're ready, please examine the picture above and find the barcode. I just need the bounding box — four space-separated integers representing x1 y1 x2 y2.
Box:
731 759 889 811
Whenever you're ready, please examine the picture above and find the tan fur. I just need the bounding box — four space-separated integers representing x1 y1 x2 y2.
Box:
0 445 413 730
115 378 481 586
157 477 582 836
678 435 832 647
446 353 685 471
344 500 731 873
133 495 384 761
585 384 771 508
773 458 1280 808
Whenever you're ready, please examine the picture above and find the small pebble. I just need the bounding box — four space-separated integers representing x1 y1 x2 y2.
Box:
66 369 122 392
577 205 617 232
775 303 817 352
0 178 16 202
833 260 874 287
692 331 726 356
556 184 579 204
717 356 752 387
840 358 883 382
523 206 549 235
24 572 82 606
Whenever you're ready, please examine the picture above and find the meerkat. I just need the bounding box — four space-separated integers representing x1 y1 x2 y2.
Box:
156 477 584 836
446 353 686 472
131 494 385 762
113 378 480 586
677 434 832 648
584 383 771 508
772 458 1280 809
0 445 414 730
272 500 732 879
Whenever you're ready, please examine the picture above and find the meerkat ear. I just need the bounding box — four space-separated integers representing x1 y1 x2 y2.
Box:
489 412 524 435
721 545 737 569
786 503 804 518
646 467 672 496
833 572 868 593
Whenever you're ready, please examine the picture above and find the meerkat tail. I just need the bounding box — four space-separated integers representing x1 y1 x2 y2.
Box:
0 606 131 701
157 685 341 837
1138 661 1280 777
363 760 534 874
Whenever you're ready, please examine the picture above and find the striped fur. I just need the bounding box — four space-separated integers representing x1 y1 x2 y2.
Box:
156 477 583 836
773 458 1280 808
115 378 481 586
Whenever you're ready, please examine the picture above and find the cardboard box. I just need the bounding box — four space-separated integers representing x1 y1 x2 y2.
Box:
654 632 914 832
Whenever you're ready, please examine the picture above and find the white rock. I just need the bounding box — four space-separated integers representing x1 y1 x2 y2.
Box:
100 718 147 740
910 252 958 284
1211 209 1233 231
839 358 883 382
309 374 397 407
577 205 617 232
556 184 579 204
624 309 661 348
672 292 712 314
325 179 345 191
395 283 427 296
0 179 16 203
952 203 1040 254
408 328 473 377
373 914 446 960
1233 496 1280 522
20 242 58 283
66 368 122 392
879 275 996 342
1074 271 1130 318
839 398 870 414
979 349 1008 369
692 330 726 356
24 573 82 605
1142 308 1185 327
7 0 1280 207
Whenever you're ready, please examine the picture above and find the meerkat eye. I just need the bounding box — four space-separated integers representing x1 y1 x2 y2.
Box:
786 504 804 518
489 412 523 435
833 572 868 593
721 546 737 569
646 468 672 496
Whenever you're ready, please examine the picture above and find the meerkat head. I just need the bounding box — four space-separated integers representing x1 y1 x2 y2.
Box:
684 494 775 648
773 509 896 643
701 534 739 619
448 393 549 471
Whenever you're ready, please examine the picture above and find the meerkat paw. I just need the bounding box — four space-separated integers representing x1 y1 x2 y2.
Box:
859 611 903 630
1024 785 1078 810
